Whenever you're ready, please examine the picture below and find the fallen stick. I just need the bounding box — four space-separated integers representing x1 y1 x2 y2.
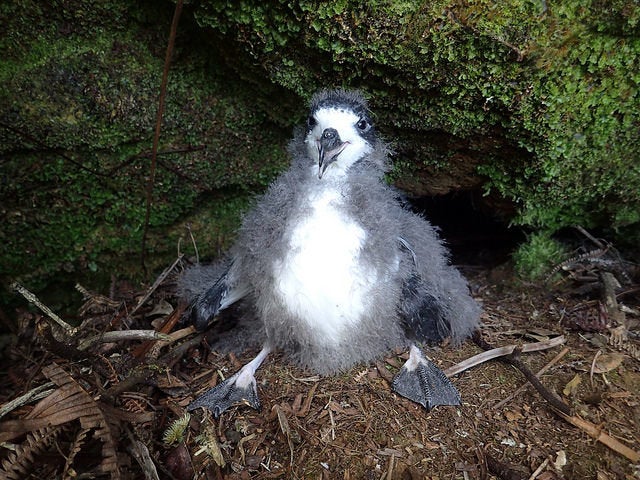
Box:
129 254 183 317
468 332 640 463
77 330 172 351
131 302 186 359
11 281 78 336
493 347 570 410
101 333 203 402
470 332 572 416
556 411 640 463
0 382 55 420
444 335 566 377
146 325 196 360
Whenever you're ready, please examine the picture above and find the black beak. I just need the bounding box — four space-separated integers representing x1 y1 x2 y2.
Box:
317 128 348 179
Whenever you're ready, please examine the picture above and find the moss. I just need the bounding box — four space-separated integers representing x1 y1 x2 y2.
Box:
192 0 530 132
0 0 290 291
192 0 640 240
2 0 639 295
481 1 640 233
512 232 569 280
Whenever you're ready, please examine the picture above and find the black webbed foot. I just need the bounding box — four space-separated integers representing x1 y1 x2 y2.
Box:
188 346 270 417
188 370 261 417
391 345 461 410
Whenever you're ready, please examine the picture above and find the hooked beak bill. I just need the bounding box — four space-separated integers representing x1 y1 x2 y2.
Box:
317 128 349 179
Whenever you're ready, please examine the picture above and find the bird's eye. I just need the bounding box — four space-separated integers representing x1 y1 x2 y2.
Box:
307 116 317 130
356 118 370 131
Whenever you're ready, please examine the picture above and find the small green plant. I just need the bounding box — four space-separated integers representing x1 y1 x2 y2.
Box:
512 232 569 281
162 412 191 445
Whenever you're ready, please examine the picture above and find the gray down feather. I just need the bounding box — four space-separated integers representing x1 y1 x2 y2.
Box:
178 90 480 375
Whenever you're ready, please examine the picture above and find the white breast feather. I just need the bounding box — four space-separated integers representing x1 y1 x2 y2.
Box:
274 188 376 344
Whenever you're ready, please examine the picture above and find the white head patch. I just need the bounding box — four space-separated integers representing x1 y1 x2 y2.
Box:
305 107 373 178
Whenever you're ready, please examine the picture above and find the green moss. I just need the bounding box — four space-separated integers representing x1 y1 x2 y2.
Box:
512 232 569 280
192 0 640 241
193 0 531 130
2 0 639 296
484 2 640 231
0 0 290 290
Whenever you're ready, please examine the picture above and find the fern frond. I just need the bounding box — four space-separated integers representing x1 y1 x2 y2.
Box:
162 412 190 445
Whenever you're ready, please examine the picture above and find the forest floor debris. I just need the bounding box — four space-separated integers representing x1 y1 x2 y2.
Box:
1 260 639 479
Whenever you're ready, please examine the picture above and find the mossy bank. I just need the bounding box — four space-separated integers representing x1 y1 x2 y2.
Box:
1 0 638 299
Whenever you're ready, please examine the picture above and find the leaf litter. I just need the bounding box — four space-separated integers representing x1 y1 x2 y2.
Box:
1 257 639 479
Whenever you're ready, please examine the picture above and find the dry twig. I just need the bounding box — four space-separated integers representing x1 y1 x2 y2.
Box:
471 332 572 416
140 0 184 271
493 347 570 410
129 255 184 317
444 335 566 377
11 282 77 336
77 330 171 351
556 412 640 463
0 382 55 420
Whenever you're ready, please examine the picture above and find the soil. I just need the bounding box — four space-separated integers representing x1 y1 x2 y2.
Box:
1 258 638 480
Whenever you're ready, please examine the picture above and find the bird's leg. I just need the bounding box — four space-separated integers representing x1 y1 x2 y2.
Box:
188 345 271 417
391 344 461 410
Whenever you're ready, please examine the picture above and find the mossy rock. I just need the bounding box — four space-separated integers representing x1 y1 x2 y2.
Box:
0 1 291 294
1 0 639 298
191 0 640 234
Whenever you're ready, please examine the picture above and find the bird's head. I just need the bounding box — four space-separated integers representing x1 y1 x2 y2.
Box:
305 89 376 179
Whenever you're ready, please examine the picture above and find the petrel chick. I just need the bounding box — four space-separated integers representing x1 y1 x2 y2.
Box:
180 89 480 417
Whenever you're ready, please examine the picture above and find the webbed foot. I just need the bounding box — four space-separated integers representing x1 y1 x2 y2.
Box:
391 345 461 410
188 346 270 417
188 371 260 417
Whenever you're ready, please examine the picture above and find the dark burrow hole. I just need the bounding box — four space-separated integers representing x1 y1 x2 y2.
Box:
409 191 525 268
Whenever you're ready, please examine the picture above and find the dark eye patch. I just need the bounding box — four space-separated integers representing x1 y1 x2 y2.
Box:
307 116 317 130
356 118 370 131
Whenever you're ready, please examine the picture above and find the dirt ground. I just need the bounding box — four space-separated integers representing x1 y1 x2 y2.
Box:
1 258 639 479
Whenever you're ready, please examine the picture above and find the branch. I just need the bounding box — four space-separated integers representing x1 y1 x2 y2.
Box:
11 282 78 337
129 254 184 318
140 0 184 272
470 332 572 416
77 330 171 351
493 347 570 410
445 335 566 376
556 412 640 463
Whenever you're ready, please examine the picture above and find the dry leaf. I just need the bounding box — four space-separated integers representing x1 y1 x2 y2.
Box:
553 450 567 470
273 404 294 465
0 363 123 479
593 353 624 374
505 410 524 422
563 374 582 396
194 420 225 468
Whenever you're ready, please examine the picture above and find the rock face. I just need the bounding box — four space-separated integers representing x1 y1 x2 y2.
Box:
190 0 640 230
0 1 292 284
1 1 639 285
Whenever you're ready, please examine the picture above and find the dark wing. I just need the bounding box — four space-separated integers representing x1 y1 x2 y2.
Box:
191 268 230 331
188 262 249 331
397 237 451 343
